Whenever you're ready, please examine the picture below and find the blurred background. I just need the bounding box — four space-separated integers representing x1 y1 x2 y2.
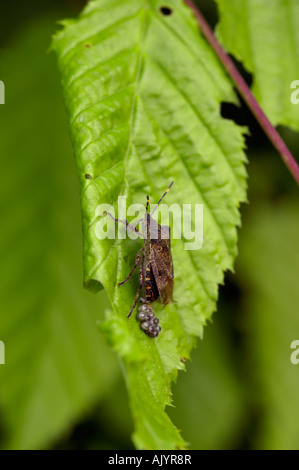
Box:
0 0 298 450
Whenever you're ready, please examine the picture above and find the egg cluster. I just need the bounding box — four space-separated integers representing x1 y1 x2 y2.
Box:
137 303 161 338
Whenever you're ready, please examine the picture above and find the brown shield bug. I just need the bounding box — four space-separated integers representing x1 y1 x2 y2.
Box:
106 181 174 338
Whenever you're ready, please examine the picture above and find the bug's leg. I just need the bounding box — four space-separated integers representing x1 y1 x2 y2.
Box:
127 285 142 318
105 211 143 237
105 211 132 230
130 218 144 236
118 247 144 286
139 255 144 288
127 255 144 318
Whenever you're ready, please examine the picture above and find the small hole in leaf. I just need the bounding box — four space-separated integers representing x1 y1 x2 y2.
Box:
160 6 173 16
84 42 92 48
84 173 93 180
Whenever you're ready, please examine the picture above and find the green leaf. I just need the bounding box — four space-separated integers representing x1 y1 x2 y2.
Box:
0 17 119 450
53 0 247 449
215 0 299 131
238 199 299 449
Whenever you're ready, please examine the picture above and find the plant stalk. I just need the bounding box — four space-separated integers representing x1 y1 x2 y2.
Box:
185 0 299 185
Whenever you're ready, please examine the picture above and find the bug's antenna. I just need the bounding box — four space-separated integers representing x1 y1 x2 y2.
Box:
150 181 174 216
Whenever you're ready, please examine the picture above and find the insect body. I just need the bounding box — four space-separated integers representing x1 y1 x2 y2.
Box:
143 213 174 306
106 181 174 338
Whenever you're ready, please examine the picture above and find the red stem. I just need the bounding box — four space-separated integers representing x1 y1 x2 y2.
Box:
184 0 299 185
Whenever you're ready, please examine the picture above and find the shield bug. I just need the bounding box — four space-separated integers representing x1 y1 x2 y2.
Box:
106 181 174 337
